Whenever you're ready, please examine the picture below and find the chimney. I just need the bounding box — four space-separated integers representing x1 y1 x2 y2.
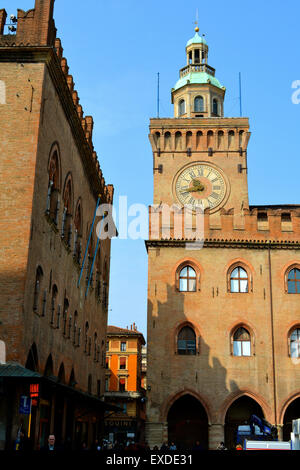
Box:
0 9 7 35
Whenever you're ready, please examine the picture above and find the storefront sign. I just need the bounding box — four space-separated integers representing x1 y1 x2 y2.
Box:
30 383 39 407
19 396 31 415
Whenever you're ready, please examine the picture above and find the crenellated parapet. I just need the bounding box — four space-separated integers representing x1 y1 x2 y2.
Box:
0 0 56 46
149 117 250 154
148 204 300 244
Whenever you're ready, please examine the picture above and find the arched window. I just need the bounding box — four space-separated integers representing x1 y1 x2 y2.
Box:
212 99 219 115
179 266 197 292
74 200 82 264
50 284 58 326
84 322 89 353
178 99 185 116
290 328 300 358
73 311 78 346
233 327 251 356
94 333 98 361
63 298 69 336
88 374 92 394
287 268 300 294
47 148 60 224
177 326 196 355
33 266 43 313
62 174 73 247
230 266 249 293
194 96 204 112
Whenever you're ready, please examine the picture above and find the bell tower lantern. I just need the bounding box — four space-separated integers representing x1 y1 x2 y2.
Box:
171 27 226 119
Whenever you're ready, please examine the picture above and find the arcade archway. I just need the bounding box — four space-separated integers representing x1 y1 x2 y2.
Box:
283 397 300 441
167 394 208 450
224 395 264 450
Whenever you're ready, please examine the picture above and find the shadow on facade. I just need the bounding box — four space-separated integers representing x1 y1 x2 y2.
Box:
147 282 269 450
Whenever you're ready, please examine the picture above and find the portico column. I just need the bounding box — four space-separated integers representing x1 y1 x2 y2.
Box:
209 423 224 450
277 424 283 441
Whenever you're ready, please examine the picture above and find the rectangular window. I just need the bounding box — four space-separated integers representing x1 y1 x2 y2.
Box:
233 341 242 356
97 380 101 397
242 341 251 356
119 378 126 392
231 279 239 293
281 213 292 232
121 342 127 352
291 342 299 358
180 279 187 291
257 212 269 231
120 357 126 370
106 341 109 351
105 377 109 392
106 357 109 369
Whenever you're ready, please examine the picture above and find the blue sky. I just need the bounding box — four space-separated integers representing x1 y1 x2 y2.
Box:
3 0 300 338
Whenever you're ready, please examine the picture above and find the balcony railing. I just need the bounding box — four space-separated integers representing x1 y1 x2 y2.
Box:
180 64 215 79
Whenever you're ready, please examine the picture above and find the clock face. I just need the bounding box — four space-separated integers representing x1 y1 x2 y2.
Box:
175 163 227 210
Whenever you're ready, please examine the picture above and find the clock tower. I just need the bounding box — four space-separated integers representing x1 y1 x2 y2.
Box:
145 27 300 451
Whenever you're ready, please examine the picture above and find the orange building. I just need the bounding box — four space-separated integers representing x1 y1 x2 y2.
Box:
104 325 146 445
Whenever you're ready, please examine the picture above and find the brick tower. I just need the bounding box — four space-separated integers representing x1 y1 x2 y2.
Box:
0 0 115 450
146 27 300 449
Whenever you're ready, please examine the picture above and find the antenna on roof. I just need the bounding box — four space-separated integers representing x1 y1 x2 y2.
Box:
157 72 160 118
194 8 199 31
239 72 243 117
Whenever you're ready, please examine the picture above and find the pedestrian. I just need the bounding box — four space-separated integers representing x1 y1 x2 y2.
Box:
236 444 243 450
169 442 177 450
40 434 58 451
81 441 89 451
193 440 203 451
160 442 169 452
217 441 227 450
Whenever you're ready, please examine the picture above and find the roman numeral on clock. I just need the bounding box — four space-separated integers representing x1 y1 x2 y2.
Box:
210 192 219 200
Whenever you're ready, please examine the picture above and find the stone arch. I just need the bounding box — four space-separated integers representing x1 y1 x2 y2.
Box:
196 131 202 150
279 391 300 425
175 131 182 150
280 393 300 440
220 389 272 424
207 130 213 148
163 390 211 449
161 389 212 424
69 367 77 387
58 362 66 384
25 343 39 372
164 131 171 151
222 391 271 449
44 354 54 377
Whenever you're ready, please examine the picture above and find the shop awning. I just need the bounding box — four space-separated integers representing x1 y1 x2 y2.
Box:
0 363 120 412
0 362 41 380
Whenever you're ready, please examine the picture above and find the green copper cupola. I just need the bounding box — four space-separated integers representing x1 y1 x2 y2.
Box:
171 27 226 118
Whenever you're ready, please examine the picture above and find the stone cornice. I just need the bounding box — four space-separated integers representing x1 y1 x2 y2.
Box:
149 116 249 130
145 238 300 251
0 46 108 202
